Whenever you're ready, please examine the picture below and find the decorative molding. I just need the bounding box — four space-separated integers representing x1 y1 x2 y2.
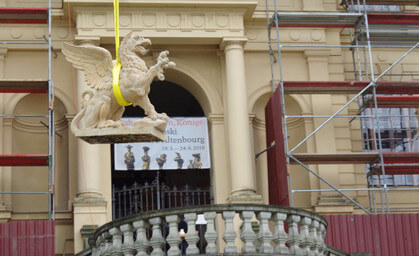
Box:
207 113 224 125
12 116 68 134
0 25 73 48
219 37 248 50
73 7 247 42
252 116 266 131
287 117 304 129
0 47 7 78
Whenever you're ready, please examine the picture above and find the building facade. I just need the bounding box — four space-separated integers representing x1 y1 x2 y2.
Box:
0 0 418 255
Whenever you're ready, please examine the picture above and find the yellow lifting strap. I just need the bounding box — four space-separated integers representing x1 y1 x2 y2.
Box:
112 0 132 106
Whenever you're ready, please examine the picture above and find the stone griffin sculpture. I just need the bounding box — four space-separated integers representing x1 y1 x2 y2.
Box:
62 31 175 136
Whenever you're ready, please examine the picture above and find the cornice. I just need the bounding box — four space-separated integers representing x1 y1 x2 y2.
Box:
72 5 250 44
68 0 257 19
0 25 73 50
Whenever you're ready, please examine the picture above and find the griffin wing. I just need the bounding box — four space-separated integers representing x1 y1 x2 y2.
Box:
62 43 113 90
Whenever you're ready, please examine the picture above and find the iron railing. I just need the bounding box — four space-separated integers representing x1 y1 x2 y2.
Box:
112 178 213 220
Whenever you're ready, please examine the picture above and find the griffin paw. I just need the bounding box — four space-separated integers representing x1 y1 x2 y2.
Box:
98 120 121 128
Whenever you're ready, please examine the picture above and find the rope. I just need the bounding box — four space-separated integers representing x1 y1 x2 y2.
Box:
112 0 132 106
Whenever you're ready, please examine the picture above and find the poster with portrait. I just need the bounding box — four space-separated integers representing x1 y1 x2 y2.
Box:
114 117 211 170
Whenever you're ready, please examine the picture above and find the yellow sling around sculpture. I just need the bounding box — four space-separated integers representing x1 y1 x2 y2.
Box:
112 0 132 106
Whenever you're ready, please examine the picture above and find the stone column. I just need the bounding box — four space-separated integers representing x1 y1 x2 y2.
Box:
72 36 109 253
74 37 104 199
220 38 262 204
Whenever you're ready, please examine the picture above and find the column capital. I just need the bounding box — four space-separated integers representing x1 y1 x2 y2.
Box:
220 37 248 51
65 114 75 123
207 113 224 125
0 47 7 58
74 36 101 47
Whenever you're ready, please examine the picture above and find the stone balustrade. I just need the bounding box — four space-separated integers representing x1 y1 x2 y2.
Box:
78 204 335 256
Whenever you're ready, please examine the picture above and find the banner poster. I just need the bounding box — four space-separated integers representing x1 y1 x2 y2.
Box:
114 117 211 171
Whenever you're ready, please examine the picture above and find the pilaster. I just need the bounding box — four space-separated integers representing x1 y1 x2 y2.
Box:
1 117 13 212
304 50 353 211
303 0 324 11
0 48 8 211
207 113 230 204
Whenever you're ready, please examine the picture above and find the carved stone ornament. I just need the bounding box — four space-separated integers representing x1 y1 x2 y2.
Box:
62 31 175 144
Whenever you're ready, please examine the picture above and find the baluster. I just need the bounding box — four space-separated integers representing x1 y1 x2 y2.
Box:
133 220 150 256
184 213 200 255
204 211 218 254
256 211 274 253
165 215 182 256
316 221 323 255
240 211 257 253
309 220 319 255
222 211 237 254
319 223 327 255
93 234 103 256
287 215 303 255
149 217 165 256
121 223 136 256
300 217 311 255
103 231 113 255
109 227 123 255
272 213 289 254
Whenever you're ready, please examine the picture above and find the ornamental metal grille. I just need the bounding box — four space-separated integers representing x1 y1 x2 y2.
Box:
112 177 213 220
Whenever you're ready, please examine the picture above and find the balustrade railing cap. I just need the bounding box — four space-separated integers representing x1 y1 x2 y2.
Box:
94 204 327 241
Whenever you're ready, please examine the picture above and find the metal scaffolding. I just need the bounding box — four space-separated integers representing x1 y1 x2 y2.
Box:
0 1 55 220
265 0 419 214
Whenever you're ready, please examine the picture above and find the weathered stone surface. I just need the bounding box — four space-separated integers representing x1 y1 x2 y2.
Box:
62 31 175 144
75 125 166 144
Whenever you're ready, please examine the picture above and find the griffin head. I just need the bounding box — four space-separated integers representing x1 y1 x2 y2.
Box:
121 31 151 56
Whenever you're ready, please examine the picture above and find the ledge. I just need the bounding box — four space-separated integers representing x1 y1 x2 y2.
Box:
75 126 166 144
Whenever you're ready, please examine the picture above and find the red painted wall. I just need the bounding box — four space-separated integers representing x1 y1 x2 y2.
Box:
0 220 55 256
265 88 289 206
324 214 419 256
